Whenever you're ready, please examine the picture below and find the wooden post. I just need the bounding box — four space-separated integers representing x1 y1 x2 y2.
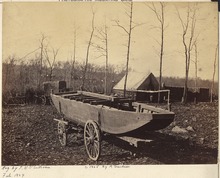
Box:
167 90 170 111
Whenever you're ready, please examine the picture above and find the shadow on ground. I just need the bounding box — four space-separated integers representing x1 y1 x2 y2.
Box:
102 131 218 164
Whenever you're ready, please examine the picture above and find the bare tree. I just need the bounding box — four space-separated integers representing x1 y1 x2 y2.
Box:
69 55 76 90
147 2 166 102
70 25 78 90
193 41 198 90
18 61 26 94
38 34 47 88
44 47 59 81
81 9 95 90
113 2 142 97
3 55 17 93
92 21 109 94
176 4 197 103
210 44 218 102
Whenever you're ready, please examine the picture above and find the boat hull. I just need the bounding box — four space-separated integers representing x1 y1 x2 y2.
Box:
51 94 174 135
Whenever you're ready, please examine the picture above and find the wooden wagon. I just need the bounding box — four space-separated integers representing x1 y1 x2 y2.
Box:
51 90 175 161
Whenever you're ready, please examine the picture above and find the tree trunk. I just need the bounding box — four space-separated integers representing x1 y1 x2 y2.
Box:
182 56 189 103
39 42 44 89
71 59 75 91
183 70 189 103
210 44 218 102
104 26 108 95
49 68 52 81
158 18 164 103
123 2 133 98
82 12 95 91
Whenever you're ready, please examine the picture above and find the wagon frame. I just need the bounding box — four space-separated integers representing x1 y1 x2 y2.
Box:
52 90 175 161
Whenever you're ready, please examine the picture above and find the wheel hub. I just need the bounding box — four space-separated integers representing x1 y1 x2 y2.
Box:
89 135 94 144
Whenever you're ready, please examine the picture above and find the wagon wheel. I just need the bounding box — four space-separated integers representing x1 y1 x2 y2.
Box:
41 95 47 105
84 120 101 161
49 97 54 106
58 121 67 146
33 95 38 104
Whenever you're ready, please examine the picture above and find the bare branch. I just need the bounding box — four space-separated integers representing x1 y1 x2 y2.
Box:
125 11 130 18
43 48 51 68
52 48 59 68
148 25 161 30
176 6 189 35
164 23 169 31
95 28 106 39
19 47 41 61
92 43 106 51
131 22 146 30
112 20 129 34
152 37 161 46
146 2 162 23
94 54 106 60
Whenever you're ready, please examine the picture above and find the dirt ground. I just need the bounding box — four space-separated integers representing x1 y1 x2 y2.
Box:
2 102 218 165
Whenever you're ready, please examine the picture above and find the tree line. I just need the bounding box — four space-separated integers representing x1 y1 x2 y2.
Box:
2 55 217 97
2 56 125 98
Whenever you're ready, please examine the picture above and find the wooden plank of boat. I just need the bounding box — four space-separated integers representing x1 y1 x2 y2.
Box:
77 91 133 104
90 99 111 105
62 93 81 98
55 91 77 95
132 102 172 113
77 91 117 102
70 96 82 100
116 98 134 104
76 98 83 101
82 98 100 103
70 95 94 100
76 96 96 101
81 96 95 100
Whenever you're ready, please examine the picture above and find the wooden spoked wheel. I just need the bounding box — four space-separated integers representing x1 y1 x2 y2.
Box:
58 121 67 146
84 120 101 161
41 95 47 105
49 97 54 106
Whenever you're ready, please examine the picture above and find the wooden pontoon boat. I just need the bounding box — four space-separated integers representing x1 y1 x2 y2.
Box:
51 90 175 161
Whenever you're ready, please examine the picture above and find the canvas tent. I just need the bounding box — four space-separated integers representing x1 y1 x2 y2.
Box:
113 71 159 91
113 71 160 102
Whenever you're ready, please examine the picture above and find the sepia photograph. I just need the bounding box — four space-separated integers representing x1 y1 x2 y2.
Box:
2 1 218 167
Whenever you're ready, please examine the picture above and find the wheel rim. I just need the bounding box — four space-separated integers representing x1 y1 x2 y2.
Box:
49 97 54 106
41 95 46 105
84 120 101 161
58 121 67 146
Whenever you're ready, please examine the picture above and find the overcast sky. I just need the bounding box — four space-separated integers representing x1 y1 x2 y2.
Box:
3 2 218 81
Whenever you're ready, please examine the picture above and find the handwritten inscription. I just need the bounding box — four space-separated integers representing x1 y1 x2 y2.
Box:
2 165 129 178
2 166 50 178
3 173 24 178
85 165 130 169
